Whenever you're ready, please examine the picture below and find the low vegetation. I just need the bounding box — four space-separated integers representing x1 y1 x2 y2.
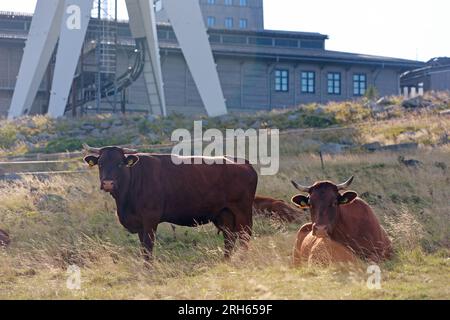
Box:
0 141 448 299
0 92 449 157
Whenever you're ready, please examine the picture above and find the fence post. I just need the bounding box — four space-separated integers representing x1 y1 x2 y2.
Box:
319 151 325 171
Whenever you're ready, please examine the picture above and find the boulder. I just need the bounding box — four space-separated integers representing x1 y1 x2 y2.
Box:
439 109 450 117
81 123 95 132
370 103 395 114
146 114 159 123
378 143 418 152
402 96 433 109
363 142 382 152
320 143 347 155
376 97 394 106
99 122 111 130
438 133 449 145
113 119 123 127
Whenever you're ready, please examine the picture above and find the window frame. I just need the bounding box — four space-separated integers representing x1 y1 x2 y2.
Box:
353 73 367 96
240 0 248 6
207 16 216 27
224 0 233 5
327 72 341 95
225 17 234 29
301 71 316 94
275 69 289 93
239 18 248 29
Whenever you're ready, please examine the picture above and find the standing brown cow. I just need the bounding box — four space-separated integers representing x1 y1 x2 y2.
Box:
83 145 258 260
291 177 392 264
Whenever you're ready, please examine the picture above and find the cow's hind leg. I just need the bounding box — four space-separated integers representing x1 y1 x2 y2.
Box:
214 209 238 259
230 203 253 251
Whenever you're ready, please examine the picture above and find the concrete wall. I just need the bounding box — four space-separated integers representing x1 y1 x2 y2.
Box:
157 0 264 31
430 70 450 91
0 43 51 116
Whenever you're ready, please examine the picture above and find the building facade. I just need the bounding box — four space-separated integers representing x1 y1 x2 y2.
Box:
0 2 424 117
401 57 450 96
156 0 264 31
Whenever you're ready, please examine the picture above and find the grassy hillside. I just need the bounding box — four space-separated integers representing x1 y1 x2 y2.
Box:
1 92 449 158
0 143 448 299
1 93 449 299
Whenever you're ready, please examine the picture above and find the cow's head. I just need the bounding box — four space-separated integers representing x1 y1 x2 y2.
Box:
83 144 139 194
290 177 357 238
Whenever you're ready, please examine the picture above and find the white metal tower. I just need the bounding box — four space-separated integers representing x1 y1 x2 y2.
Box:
8 0 228 119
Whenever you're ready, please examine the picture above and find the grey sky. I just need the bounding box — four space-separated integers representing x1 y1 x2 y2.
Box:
1 0 448 61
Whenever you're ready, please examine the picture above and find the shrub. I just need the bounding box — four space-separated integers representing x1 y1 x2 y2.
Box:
0 124 18 149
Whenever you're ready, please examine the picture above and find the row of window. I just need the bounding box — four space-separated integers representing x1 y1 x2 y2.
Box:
207 16 248 29
207 0 248 6
275 70 367 96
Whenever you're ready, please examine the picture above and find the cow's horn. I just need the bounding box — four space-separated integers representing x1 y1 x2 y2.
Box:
83 143 101 154
291 180 311 193
122 147 138 154
336 176 354 190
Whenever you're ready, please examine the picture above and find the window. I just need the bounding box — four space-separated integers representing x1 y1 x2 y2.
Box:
222 35 246 44
225 17 234 28
301 40 324 49
207 16 216 27
225 0 233 5
240 0 248 6
301 71 315 94
209 34 221 43
328 72 341 95
274 39 299 48
239 19 248 29
207 0 215 4
248 37 273 46
275 70 289 92
353 74 367 96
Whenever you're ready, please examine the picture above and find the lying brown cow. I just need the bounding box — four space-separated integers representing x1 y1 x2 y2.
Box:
291 177 392 265
0 229 10 247
293 223 357 266
83 145 258 260
253 196 303 222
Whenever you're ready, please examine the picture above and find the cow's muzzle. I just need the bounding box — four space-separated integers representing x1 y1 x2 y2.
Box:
312 224 329 238
101 180 115 193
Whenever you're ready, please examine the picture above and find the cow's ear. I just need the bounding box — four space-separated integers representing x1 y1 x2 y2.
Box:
291 194 310 209
338 191 358 205
84 155 99 167
125 155 139 167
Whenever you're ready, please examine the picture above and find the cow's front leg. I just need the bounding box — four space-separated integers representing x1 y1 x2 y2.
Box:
139 224 158 261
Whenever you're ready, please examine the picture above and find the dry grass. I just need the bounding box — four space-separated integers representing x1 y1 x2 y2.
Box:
0 142 449 299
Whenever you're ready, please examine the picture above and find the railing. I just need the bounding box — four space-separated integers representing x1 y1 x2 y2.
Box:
0 11 33 18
